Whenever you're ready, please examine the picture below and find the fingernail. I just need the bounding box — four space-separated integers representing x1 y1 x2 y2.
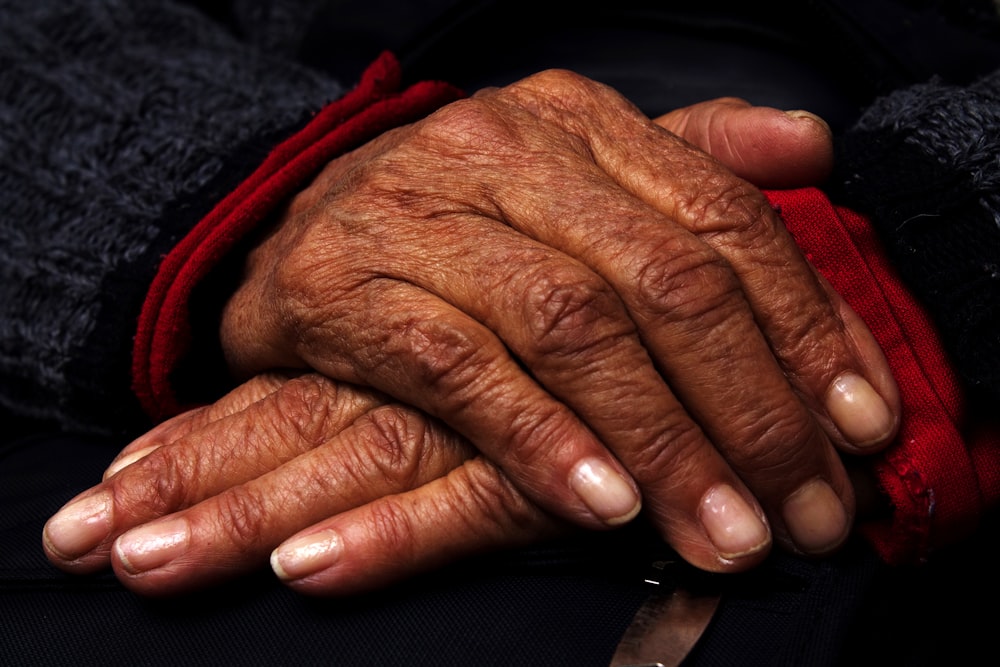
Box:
271 530 343 581
782 478 849 554
826 372 895 447
785 109 828 127
44 492 112 560
115 518 190 574
103 445 159 480
569 458 641 526
699 484 769 559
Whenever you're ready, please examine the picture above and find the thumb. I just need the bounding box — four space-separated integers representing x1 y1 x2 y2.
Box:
655 98 833 189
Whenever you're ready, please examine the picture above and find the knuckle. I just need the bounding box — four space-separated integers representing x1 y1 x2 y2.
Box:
520 68 590 91
110 450 198 520
213 488 271 549
364 499 418 561
510 69 613 114
482 70 628 153
269 374 343 446
502 402 580 467
521 264 630 358
773 309 845 373
413 98 522 162
355 405 433 490
725 407 821 478
414 95 592 194
445 463 539 532
632 242 744 325
622 415 708 483
679 178 773 239
756 280 846 368
388 312 495 395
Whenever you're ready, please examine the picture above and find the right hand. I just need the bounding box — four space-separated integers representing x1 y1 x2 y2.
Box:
219 75 900 572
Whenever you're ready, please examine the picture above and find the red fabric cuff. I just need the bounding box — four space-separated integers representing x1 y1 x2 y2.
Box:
132 52 462 421
767 187 1000 564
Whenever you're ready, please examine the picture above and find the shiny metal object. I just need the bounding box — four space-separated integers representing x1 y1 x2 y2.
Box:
609 558 721 667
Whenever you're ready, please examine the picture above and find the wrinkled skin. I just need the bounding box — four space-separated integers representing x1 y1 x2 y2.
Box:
44 75 899 595
46 374 556 596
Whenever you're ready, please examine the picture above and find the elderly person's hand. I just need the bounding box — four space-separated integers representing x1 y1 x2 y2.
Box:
44 373 561 596
43 88 897 593
41 370 884 598
220 72 898 570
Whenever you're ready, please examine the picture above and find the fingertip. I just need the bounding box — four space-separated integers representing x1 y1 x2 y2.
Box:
780 478 851 556
663 520 771 575
568 457 642 526
42 491 112 567
113 517 191 576
271 529 343 583
784 109 832 134
103 445 160 481
659 100 834 189
826 372 899 451
698 484 771 561
753 108 833 187
830 296 903 453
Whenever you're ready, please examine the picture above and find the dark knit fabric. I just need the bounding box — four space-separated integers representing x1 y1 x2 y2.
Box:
832 69 1000 406
200 0 332 56
0 0 342 435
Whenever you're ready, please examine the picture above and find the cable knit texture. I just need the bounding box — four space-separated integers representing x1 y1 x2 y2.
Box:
225 0 333 55
0 0 342 434
833 69 1000 406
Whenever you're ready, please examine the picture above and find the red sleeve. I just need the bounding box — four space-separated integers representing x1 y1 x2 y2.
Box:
766 187 1000 564
131 52 462 422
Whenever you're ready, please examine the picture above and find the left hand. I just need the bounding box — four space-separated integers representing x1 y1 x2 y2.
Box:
43 372 562 596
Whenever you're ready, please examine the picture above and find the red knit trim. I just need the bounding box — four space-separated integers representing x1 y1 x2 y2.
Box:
132 52 462 420
766 187 1000 564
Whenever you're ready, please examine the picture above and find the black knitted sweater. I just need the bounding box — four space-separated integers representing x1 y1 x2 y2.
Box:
0 0 341 434
833 69 1000 408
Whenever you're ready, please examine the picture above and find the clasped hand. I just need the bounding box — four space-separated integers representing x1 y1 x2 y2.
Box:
44 71 899 595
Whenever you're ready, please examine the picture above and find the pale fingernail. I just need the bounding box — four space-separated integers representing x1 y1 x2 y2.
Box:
826 372 895 447
785 109 829 127
43 492 112 560
569 458 641 526
115 518 190 574
103 445 160 480
699 484 770 559
782 479 849 554
271 530 343 581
